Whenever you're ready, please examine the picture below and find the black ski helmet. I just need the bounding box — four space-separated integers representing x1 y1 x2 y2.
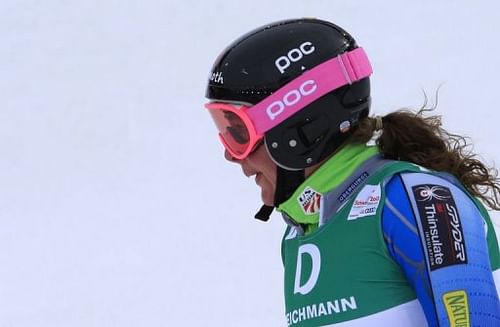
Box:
206 18 371 170
205 18 372 219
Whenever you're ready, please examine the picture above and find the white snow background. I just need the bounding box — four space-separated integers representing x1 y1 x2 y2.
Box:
1 0 499 326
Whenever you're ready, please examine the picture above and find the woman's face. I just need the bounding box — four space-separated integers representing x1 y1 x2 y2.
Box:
225 143 277 206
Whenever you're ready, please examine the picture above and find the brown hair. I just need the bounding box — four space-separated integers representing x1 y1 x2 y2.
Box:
351 108 500 210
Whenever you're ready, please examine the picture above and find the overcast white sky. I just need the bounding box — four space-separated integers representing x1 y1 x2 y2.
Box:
1 0 499 326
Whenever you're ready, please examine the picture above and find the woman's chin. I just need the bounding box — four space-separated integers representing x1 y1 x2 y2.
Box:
260 189 275 206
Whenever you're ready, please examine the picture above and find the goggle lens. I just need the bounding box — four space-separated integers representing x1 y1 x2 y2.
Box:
208 108 251 156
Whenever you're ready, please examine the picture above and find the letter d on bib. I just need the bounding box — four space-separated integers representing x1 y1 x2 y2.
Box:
294 243 321 295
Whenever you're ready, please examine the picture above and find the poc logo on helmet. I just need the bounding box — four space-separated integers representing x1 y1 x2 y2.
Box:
275 41 315 74
266 80 317 120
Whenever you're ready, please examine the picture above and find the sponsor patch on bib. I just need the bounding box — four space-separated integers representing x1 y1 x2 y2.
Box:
348 184 381 220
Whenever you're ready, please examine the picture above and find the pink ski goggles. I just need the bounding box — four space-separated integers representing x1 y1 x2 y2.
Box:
205 47 373 160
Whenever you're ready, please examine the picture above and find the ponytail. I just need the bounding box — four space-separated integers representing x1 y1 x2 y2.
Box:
351 108 500 210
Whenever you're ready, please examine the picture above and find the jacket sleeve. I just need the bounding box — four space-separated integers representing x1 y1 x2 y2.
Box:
382 173 500 326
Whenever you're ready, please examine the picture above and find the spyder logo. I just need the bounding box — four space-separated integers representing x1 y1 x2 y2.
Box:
415 185 451 202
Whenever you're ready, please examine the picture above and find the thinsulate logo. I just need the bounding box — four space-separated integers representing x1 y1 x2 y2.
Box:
442 290 470 327
411 184 467 271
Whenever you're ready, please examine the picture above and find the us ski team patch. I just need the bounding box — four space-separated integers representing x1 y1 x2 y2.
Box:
298 186 322 215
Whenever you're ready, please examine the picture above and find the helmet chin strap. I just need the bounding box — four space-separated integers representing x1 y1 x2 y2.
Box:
254 204 274 221
254 166 305 221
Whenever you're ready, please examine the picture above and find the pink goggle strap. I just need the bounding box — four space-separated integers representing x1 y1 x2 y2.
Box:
246 47 373 135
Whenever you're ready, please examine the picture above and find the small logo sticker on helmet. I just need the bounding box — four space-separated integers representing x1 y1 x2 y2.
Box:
210 71 224 84
339 120 351 133
298 186 322 215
